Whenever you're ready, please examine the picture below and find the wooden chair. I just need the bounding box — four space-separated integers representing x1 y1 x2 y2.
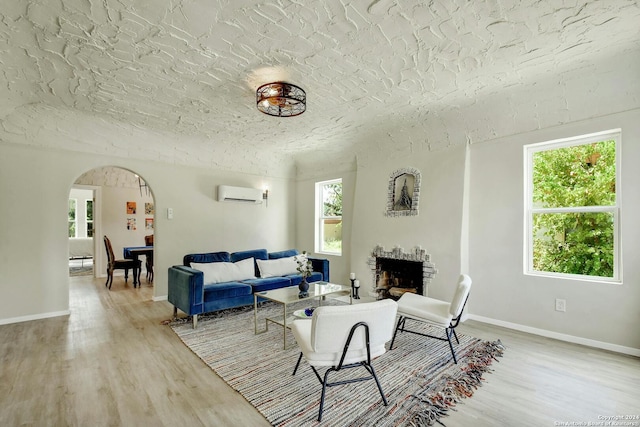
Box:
103 236 141 290
144 234 154 282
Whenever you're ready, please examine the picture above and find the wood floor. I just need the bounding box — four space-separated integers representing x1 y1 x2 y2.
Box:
1 275 638 427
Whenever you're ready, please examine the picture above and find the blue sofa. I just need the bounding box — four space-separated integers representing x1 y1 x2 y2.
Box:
168 248 330 328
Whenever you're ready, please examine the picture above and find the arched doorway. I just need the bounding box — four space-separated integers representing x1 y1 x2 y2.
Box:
69 166 155 291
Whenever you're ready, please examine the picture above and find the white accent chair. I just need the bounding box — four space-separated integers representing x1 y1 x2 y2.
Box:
390 274 472 364
290 299 398 422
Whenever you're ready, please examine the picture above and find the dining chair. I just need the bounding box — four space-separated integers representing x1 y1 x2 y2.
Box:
144 234 154 282
390 274 472 364
290 299 398 422
103 236 141 290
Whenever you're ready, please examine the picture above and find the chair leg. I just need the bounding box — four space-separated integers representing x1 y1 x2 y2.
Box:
318 367 335 422
292 352 303 376
124 268 129 283
452 328 460 344
389 316 405 350
366 362 388 406
446 328 458 364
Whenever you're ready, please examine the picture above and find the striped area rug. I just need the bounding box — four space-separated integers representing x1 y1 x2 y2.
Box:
170 301 504 427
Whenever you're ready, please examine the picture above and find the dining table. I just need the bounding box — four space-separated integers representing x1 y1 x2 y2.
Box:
123 246 154 287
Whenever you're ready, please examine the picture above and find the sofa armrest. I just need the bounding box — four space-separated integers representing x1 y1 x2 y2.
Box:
309 257 330 282
168 265 204 316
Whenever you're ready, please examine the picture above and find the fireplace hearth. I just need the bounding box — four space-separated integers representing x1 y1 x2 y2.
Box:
367 245 437 300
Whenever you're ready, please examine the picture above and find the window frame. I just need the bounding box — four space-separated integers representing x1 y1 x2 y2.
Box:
523 129 622 283
315 178 343 256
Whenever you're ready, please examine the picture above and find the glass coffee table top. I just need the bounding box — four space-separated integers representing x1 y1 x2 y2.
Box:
253 281 352 349
255 281 349 304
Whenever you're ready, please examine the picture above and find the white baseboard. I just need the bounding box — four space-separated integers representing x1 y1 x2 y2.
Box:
468 314 640 357
0 310 71 326
153 295 167 302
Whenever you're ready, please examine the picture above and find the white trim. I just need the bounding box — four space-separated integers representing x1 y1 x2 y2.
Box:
0 310 71 326
468 314 640 357
152 295 168 302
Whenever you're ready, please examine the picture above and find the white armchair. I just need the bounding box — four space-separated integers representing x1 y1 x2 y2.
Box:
390 274 472 364
290 299 398 422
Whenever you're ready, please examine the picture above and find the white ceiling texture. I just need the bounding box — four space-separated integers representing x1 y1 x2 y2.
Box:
1 1 639 176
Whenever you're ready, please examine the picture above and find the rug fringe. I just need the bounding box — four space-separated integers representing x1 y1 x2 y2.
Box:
407 340 505 426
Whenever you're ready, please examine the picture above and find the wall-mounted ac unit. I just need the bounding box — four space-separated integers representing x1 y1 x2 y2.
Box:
217 185 263 204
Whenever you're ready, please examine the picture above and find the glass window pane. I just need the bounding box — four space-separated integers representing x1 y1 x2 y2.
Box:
532 141 616 208
322 183 342 216
321 219 342 253
532 212 614 278
86 200 93 221
68 199 76 221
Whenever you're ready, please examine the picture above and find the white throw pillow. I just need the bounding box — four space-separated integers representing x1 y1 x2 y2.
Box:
257 254 307 278
191 257 255 284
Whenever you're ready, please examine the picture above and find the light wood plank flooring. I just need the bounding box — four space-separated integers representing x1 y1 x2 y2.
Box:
1 275 638 426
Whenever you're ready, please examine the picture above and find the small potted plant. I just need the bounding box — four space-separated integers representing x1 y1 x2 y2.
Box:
296 251 313 297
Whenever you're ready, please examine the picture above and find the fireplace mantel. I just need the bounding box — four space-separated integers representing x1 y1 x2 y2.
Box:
367 245 438 298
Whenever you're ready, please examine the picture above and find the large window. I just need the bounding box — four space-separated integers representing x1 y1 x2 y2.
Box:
524 130 620 282
316 179 342 255
68 199 77 238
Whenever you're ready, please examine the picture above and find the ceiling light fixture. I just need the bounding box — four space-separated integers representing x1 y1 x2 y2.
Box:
256 82 306 117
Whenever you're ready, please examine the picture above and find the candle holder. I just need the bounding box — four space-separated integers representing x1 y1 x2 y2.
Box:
350 279 361 299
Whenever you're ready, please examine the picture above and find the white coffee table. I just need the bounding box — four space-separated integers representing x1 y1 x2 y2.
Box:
253 282 352 349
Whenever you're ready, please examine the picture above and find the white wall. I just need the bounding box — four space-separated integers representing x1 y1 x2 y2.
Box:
295 168 357 286
349 146 467 301
469 109 640 351
0 142 294 323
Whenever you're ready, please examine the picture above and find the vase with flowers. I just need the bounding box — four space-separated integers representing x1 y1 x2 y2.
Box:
296 251 313 298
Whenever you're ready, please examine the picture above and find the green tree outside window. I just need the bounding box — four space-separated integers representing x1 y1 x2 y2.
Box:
531 140 616 278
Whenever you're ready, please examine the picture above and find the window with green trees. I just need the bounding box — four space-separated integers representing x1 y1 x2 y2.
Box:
68 199 77 238
316 179 342 255
525 130 620 281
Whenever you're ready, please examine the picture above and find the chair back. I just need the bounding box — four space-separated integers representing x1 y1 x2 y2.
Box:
103 236 115 266
311 299 397 360
449 274 472 318
144 235 154 246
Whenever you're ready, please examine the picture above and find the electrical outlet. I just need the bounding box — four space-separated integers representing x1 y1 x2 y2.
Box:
555 298 566 312
167 207 174 220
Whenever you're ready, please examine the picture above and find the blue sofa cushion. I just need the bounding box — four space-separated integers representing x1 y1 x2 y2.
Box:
183 251 230 266
203 282 252 302
269 249 299 259
243 276 291 293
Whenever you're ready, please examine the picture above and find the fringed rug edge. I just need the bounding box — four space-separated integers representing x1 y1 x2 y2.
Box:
404 340 505 426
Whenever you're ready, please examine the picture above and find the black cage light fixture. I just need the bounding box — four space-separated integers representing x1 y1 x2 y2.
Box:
256 82 306 117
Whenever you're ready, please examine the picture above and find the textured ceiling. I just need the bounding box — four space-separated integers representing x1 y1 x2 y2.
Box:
1 0 639 175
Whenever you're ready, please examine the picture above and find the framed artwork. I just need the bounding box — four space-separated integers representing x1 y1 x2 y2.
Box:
126 201 137 214
145 203 155 215
145 218 154 230
385 167 421 217
127 218 137 230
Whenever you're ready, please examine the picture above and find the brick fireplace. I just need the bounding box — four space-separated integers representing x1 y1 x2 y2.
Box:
367 245 437 300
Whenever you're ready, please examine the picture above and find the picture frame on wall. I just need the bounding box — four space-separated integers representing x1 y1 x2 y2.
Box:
385 167 421 217
126 201 137 214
